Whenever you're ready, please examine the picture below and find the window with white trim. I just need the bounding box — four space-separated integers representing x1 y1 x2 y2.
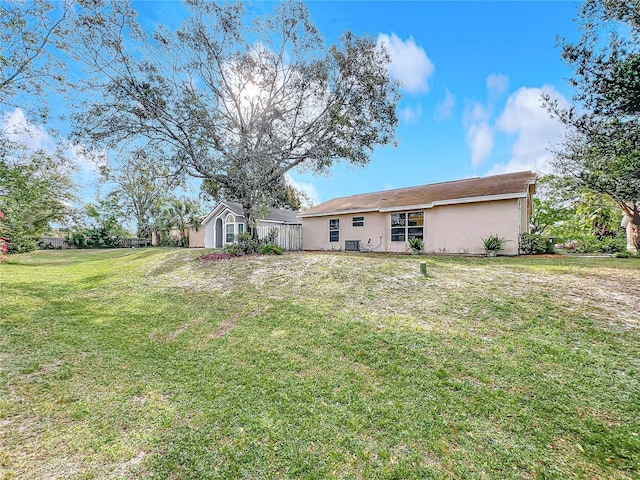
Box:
225 214 235 243
352 216 364 227
391 211 423 241
329 219 339 242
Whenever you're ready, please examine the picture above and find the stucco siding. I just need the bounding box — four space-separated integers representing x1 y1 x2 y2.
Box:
188 227 205 248
301 198 524 255
302 212 389 252
424 199 520 255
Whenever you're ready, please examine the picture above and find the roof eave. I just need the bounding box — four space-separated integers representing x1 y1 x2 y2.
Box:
300 192 529 218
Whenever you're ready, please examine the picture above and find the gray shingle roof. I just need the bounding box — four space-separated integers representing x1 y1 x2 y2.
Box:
222 201 300 224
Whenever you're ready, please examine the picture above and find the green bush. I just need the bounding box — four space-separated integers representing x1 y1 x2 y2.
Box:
482 234 506 253
598 236 627 254
408 237 424 253
519 233 555 255
222 242 245 256
6 235 38 254
572 235 627 254
259 243 284 255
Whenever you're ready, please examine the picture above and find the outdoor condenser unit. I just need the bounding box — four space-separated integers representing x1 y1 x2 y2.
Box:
344 240 360 252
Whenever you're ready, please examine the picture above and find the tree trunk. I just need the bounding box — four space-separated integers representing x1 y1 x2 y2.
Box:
242 202 259 243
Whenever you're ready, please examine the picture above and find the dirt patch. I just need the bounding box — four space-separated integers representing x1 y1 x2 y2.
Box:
207 307 265 339
165 316 206 341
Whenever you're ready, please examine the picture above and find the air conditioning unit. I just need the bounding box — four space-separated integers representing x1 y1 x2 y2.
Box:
344 240 360 252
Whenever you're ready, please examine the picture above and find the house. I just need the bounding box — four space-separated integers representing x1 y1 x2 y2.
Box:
621 214 639 252
299 171 537 255
200 201 302 250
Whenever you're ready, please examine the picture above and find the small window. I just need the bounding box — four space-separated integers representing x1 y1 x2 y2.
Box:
352 216 364 227
226 223 234 243
391 213 406 242
238 224 244 233
329 219 339 242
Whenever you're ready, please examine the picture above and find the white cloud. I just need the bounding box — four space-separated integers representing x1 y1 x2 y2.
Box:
463 101 493 166
377 33 434 94
399 103 423 124
434 88 455 120
486 73 509 99
463 101 490 124
285 174 320 209
1 107 103 173
466 122 494 167
1 108 56 153
489 85 569 175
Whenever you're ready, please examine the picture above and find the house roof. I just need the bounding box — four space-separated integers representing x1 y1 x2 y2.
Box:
202 201 301 225
299 171 536 217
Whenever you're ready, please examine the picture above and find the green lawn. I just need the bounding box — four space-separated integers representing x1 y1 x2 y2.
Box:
1 249 639 479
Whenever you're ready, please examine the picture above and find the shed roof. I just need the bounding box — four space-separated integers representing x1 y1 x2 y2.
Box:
300 171 536 217
202 201 300 225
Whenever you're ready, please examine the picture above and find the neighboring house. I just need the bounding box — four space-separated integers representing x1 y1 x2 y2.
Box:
201 201 302 250
299 171 537 255
621 215 639 252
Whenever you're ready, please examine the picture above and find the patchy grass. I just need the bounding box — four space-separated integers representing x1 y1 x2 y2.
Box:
1 249 639 479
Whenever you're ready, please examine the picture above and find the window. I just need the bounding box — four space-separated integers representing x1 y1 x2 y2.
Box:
329 219 339 242
391 211 423 241
225 214 235 243
391 213 406 241
238 224 244 233
352 216 364 227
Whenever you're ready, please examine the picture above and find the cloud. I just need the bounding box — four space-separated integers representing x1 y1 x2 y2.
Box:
463 101 490 124
434 88 455 120
377 33 434 94
486 73 509 99
466 122 494 167
399 103 423 124
488 85 570 175
1 107 103 173
1 108 56 153
463 101 493 166
285 174 320 208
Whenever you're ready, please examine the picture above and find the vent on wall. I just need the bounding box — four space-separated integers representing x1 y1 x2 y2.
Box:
344 240 360 252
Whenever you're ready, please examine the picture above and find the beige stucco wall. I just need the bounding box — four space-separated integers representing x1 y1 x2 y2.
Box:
301 197 526 255
188 227 205 248
301 212 390 252
425 199 521 255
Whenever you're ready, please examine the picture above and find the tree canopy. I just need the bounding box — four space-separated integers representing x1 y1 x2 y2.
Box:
1 0 73 121
544 0 640 249
0 146 77 252
72 0 400 236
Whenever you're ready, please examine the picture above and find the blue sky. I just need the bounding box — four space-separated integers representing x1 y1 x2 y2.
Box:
3 1 582 209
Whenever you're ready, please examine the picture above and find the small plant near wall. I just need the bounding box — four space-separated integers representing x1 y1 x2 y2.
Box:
408 237 424 254
482 234 506 257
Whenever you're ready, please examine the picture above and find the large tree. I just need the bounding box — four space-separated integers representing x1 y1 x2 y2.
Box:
72 0 399 237
544 0 640 250
1 0 73 121
100 149 183 238
0 146 77 252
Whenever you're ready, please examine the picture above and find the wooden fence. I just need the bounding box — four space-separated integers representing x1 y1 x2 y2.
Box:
38 237 151 250
256 224 302 251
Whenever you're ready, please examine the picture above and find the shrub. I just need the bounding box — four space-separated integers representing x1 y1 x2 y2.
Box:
6 235 37 254
222 242 245 256
519 233 555 255
598 236 627 254
259 243 284 255
408 237 424 253
236 232 259 254
482 234 506 253
572 235 627 254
